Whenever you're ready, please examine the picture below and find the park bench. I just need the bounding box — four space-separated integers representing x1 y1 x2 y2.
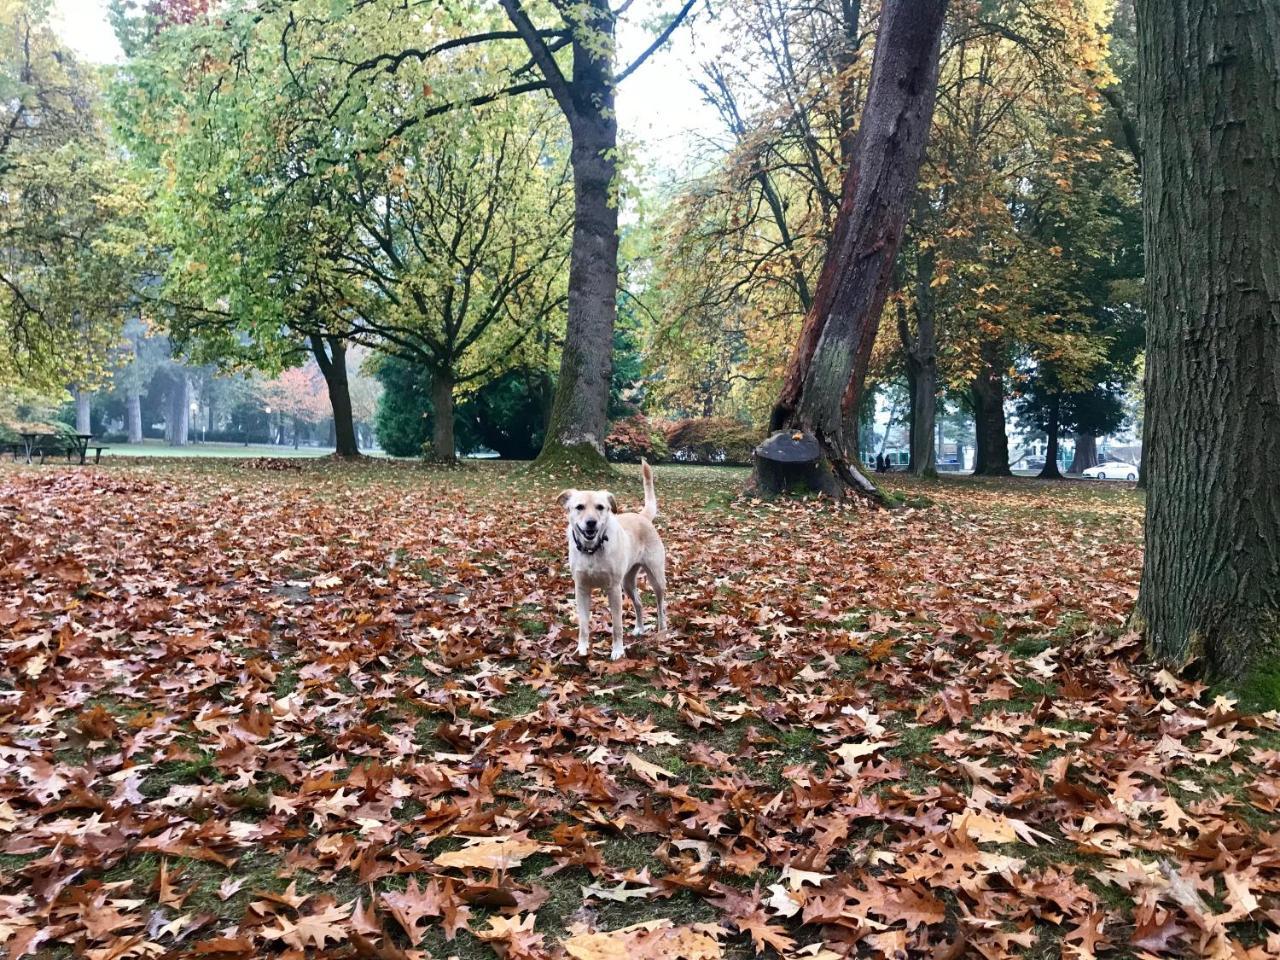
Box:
5 432 108 464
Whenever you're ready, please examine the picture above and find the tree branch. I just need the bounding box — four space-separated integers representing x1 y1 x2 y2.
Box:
617 0 700 84
346 29 566 78
499 0 576 118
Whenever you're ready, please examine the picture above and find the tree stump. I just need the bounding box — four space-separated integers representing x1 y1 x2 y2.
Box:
751 430 842 497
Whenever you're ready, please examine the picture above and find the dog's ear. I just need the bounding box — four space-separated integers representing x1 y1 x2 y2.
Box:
606 492 618 513
557 489 576 508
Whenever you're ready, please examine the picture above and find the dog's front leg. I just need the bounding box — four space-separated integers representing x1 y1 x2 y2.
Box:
575 582 592 656
608 586 625 661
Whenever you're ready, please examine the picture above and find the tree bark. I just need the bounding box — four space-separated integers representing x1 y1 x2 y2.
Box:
969 340 1011 476
167 375 190 447
73 388 91 434
1069 433 1098 473
431 368 456 462
309 335 360 458
1134 0 1280 702
510 0 618 472
126 391 142 443
898 246 938 478
757 0 948 501
1037 396 1063 479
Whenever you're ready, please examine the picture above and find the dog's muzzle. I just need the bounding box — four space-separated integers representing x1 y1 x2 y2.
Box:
573 524 608 555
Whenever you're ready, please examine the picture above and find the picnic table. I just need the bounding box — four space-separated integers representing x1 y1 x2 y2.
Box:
12 432 107 465
17 432 53 465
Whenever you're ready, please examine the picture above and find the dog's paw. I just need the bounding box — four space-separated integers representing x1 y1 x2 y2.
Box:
610 645 625 661
577 640 589 657
631 626 646 637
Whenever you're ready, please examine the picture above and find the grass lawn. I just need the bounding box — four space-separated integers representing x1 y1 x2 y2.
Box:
0 459 1276 959
99 439 359 458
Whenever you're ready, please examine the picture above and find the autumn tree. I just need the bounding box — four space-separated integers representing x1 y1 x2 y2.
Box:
754 0 948 500
0 0 140 396
229 0 701 470
333 114 570 461
890 1 1134 479
118 0 570 460
1134 0 1280 704
262 366 330 449
650 0 869 423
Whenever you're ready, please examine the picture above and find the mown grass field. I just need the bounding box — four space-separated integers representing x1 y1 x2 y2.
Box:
1 458 1276 959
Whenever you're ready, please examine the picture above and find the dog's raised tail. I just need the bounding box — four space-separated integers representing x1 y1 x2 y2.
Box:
640 459 658 520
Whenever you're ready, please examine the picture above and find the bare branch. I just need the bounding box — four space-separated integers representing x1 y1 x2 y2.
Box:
617 0 701 84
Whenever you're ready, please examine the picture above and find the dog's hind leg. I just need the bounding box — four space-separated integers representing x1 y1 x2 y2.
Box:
624 566 645 635
575 582 592 656
608 586 626 661
645 562 668 632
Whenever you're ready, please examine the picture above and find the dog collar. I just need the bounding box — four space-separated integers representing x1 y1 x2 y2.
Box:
573 528 609 555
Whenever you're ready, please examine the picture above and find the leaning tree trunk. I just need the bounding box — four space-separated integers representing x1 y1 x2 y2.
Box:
531 1 618 473
970 341 1011 476
430 368 456 463
1135 0 1280 702
1037 396 1063 479
755 0 949 501
1069 433 1098 473
309 335 359 458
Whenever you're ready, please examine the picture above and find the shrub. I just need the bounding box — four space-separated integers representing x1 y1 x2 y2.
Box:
605 415 670 463
663 417 760 465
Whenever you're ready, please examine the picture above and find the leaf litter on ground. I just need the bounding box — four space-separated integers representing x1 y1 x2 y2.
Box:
0 459 1278 959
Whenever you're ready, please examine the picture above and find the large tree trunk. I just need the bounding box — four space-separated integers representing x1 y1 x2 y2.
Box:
309 335 360 458
167 376 190 447
1037 396 1063 479
1069 433 1098 473
899 246 938 478
1134 0 1280 702
756 0 949 501
970 341 1011 476
531 0 618 472
431 368 456 463
126 391 143 443
73 388 91 434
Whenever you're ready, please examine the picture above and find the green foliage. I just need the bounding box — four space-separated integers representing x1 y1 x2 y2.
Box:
456 369 551 460
610 312 647 419
376 356 553 459
116 0 570 416
373 357 432 458
1016 379 1127 440
0 0 142 394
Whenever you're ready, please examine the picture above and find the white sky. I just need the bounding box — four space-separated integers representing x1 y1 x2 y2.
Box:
52 0 722 178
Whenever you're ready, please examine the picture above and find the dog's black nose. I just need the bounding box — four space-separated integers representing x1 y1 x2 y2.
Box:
584 519 598 531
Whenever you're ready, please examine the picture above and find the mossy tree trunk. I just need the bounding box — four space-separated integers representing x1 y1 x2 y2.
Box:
758 0 948 501
1135 0 1280 704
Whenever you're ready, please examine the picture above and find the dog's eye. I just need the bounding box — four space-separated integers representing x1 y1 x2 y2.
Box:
596 505 604 511
575 504 584 511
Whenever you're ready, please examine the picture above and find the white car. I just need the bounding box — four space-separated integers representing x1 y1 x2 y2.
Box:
1083 461 1138 481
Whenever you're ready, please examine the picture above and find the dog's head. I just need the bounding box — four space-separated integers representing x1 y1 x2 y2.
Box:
558 488 618 546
